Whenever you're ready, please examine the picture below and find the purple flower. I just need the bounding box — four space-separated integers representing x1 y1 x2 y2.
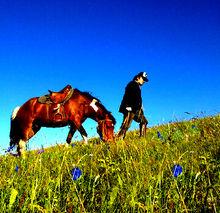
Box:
15 165 19 172
37 149 45 154
71 167 82 180
173 164 182 177
37 145 45 154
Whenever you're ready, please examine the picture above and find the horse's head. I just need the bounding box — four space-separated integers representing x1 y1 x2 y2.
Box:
97 113 116 142
79 92 116 142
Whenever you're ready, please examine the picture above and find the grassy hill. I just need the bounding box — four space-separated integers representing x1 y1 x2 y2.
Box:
0 115 219 212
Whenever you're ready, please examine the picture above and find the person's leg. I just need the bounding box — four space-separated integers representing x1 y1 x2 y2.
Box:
134 110 148 137
139 115 148 137
117 112 135 139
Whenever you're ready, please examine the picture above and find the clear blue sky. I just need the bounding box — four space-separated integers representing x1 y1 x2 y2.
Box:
1 0 220 154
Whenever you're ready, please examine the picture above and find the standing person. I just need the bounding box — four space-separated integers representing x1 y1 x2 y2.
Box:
117 71 149 139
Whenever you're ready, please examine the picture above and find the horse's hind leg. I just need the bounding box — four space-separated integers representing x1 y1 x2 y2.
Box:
17 123 41 156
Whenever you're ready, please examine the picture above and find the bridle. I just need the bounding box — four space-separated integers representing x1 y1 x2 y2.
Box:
97 118 114 141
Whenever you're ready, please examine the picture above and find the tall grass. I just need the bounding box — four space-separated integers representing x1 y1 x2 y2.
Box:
0 115 219 212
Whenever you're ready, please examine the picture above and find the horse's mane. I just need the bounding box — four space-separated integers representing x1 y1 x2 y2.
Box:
75 89 116 125
82 91 101 103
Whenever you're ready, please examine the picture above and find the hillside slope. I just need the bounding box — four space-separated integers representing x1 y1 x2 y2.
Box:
0 115 219 212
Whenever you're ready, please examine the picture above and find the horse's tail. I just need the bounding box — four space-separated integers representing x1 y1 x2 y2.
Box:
11 106 20 120
10 106 21 146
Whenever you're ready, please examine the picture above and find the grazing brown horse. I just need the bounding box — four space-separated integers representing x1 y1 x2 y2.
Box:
10 85 116 156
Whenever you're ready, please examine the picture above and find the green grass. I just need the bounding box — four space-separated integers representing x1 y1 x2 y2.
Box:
0 115 219 212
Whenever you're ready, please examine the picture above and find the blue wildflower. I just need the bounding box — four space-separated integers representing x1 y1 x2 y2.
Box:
157 131 163 140
192 125 196 129
173 164 182 177
15 165 19 172
5 145 15 153
71 143 76 148
71 167 82 180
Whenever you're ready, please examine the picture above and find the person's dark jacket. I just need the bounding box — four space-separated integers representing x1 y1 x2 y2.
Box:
119 80 142 114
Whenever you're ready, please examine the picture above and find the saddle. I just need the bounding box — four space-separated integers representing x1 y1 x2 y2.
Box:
38 85 74 122
48 84 73 104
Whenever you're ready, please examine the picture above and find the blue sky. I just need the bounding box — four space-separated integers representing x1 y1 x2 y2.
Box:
1 0 220 154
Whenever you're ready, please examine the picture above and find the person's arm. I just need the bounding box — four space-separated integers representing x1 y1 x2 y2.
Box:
124 82 140 112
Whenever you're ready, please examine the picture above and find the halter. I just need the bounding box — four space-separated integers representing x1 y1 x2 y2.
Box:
97 118 114 140
98 118 114 126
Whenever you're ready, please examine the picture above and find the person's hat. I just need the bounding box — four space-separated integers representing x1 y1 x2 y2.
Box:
137 72 148 82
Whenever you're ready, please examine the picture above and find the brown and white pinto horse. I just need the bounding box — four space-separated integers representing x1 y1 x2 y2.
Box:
10 86 116 156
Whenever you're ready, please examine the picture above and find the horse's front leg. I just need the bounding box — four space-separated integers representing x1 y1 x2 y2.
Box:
66 125 88 145
17 140 26 157
78 126 88 144
66 125 77 144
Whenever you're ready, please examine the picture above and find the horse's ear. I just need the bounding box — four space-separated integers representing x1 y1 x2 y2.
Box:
48 90 52 94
